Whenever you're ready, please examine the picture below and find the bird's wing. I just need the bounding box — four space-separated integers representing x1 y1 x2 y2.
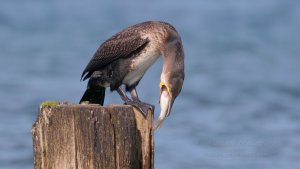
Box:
81 34 149 80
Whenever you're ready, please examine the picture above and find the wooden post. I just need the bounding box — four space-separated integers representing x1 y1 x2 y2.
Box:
32 102 154 169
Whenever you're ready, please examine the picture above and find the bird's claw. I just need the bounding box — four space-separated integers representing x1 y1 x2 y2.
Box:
124 100 154 116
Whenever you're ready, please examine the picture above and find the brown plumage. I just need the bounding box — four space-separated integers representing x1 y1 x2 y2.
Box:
80 21 185 129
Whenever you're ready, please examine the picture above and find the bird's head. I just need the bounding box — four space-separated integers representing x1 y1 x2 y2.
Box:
156 38 184 129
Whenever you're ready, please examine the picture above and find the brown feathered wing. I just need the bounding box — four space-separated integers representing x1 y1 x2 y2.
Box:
81 34 149 81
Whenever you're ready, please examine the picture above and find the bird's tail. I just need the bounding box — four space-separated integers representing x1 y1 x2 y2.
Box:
79 85 106 105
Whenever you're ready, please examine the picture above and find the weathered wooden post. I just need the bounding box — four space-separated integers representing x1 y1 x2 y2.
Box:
32 102 154 169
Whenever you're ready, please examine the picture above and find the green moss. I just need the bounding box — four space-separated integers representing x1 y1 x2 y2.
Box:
41 101 59 109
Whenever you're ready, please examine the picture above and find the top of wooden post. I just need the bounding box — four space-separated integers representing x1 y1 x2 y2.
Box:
32 102 154 169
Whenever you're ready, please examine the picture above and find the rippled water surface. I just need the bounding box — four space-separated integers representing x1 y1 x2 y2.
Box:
1 0 300 168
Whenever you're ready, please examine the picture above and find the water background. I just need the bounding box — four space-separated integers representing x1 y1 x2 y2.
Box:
1 0 300 168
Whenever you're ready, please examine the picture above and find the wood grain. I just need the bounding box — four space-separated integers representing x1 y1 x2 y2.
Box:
32 103 154 169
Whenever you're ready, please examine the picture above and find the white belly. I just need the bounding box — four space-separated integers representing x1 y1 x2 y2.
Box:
123 47 160 86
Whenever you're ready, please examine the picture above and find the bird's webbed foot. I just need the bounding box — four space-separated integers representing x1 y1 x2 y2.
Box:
117 86 154 116
124 100 154 116
129 87 154 116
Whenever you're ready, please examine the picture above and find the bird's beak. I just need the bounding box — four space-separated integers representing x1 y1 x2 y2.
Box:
156 82 174 129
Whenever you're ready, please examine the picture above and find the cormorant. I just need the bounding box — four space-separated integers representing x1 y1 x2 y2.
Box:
80 21 184 129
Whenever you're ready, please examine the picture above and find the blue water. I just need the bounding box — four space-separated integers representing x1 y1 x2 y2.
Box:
1 0 300 168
